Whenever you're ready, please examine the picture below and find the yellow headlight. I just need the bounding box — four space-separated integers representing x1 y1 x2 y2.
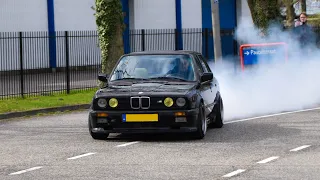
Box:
109 98 118 108
164 97 174 107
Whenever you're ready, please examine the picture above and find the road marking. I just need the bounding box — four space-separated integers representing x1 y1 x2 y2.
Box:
116 141 140 147
225 107 320 124
222 169 246 178
290 145 311 152
67 152 96 160
257 156 279 164
9 166 42 175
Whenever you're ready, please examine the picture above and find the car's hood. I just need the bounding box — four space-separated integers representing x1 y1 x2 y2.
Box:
96 82 196 97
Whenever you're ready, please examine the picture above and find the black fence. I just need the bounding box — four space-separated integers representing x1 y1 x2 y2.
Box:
128 28 238 59
0 28 238 99
0 31 101 99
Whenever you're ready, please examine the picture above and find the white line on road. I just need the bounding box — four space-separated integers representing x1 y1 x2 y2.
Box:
9 166 43 175
225 107 320 124
67 152 96 160
116 141 140 147
290 145 311 152
222 169 246 178
257 156 279 164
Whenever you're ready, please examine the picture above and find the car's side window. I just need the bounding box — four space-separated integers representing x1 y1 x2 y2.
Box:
193 55 205 74
197 54 212 73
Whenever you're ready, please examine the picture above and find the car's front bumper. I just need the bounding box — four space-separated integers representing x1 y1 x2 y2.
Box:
89 109 199 134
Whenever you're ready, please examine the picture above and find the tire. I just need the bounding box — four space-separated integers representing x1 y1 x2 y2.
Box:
193 103 207 139
88 115 109 140
211 97 224 128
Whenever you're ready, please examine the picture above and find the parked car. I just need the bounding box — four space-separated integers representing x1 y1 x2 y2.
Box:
88 50 224 139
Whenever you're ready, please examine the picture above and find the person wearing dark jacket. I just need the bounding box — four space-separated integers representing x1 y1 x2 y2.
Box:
292 12 317 50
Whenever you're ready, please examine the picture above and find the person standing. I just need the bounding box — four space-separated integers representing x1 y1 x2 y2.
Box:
293 12 317 50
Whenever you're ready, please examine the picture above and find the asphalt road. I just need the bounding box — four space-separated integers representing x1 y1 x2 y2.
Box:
1 108 320 180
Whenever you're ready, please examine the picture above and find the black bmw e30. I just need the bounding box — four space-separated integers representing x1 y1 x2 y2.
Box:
88 50 224 140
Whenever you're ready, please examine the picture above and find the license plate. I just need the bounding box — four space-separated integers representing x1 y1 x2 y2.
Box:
122 114 158 122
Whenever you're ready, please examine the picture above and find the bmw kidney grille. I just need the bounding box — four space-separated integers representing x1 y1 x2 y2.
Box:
130 97 150 109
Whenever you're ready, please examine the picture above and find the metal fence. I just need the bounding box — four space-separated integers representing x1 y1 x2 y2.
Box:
0 28 238 99
128 28 237 58
0 31 101 99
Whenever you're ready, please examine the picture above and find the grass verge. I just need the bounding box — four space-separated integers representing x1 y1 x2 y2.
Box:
0 88 98 114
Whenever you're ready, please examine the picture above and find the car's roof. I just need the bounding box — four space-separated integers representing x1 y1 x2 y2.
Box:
125 50 201 56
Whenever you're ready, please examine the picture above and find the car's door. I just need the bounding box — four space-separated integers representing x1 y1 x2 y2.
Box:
195 54 218 114
193 54 214 116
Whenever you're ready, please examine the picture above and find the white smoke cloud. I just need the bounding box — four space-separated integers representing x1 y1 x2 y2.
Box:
209 17 320 121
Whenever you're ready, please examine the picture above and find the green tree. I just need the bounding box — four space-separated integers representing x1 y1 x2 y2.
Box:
247 0 281 34
94 0 124 75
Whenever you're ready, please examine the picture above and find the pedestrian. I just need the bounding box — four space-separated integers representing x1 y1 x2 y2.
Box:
292 12 317 54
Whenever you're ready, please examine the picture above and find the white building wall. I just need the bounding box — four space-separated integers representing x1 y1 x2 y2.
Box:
181 0 202 53
0 0 48 32
0 0 100 71
129 0 203 53
54 0 97 31
181 0 202 28
129 0 176 52
0 0 251 71
54 0 100 68
132 0 176 29
0 0 49 71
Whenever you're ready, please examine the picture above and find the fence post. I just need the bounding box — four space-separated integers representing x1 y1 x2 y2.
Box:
175 29 178 50
205 28 209 59
19 32 24 98
141 29 145 51
65 31 70 94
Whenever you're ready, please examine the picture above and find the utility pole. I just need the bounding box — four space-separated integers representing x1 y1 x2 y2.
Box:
211 0 222 61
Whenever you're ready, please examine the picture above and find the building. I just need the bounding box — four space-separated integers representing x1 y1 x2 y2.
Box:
0 0 252 71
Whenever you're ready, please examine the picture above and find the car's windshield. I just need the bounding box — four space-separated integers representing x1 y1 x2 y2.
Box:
109 54 196 82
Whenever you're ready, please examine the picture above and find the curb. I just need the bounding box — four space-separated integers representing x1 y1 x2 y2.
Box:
0 104 91 120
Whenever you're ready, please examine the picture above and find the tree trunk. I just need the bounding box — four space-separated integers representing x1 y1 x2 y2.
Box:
284 0 296 27
300 0 307 13
95 0 124 75
104 23 124 74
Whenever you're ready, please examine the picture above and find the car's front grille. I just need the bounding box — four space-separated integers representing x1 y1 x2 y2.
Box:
141 97 150 109
130 96 150 109
130 97 140 109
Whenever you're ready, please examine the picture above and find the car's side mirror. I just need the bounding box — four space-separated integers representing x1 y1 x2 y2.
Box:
200 72 213 83
98 73 109 82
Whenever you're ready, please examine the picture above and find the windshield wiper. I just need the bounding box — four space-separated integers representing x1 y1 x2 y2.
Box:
112 77 149 81
148 76 189 82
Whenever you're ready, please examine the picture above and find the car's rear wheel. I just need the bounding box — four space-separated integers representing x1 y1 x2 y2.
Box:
193 102 207 139
88 115 109 140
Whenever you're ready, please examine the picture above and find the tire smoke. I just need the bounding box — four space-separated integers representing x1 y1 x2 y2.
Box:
209 18 320 121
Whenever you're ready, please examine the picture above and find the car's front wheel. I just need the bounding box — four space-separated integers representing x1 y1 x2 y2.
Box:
88 115 109 140
193 102 207 139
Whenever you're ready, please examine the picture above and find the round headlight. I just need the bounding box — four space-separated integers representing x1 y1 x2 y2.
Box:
97 98 107 108
164 97 174 107
176 97 186 107
109 98 118 108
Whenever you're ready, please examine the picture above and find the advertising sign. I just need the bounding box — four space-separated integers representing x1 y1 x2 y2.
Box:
239 42 288 70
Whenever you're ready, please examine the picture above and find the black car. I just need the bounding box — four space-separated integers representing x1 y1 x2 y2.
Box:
88 50 224 139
